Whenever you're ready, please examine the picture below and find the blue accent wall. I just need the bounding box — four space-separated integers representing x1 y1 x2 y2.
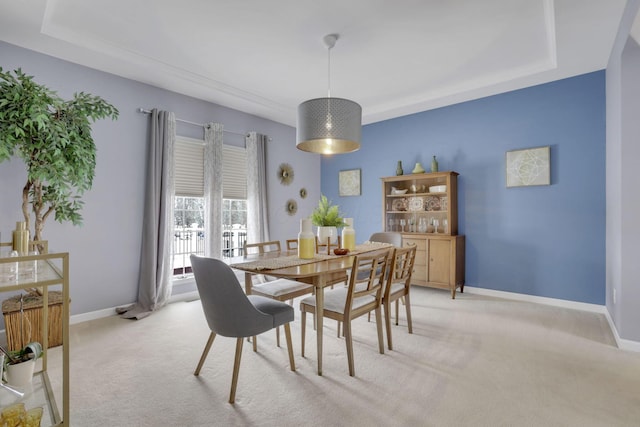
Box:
321 71 606 304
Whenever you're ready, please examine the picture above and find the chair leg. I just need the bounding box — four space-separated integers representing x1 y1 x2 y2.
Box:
252 335 257 352
194 332 216 375
344 320 355 376
276 326 280 347
405 293 413 334
337 321 341 337
375 306 384 355
301 310 306 357
395 299 400 325
229 337 244 404
284 323 296 371
384 301 393 351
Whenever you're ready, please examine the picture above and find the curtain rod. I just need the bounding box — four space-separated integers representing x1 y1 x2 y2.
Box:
137 108 247 137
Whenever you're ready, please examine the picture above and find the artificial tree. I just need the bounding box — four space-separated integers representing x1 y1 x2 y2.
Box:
0 68 119 243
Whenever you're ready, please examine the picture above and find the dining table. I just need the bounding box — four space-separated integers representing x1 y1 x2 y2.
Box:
228 241 392 376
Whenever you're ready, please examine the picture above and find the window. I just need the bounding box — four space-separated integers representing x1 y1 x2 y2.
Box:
172 136 247 278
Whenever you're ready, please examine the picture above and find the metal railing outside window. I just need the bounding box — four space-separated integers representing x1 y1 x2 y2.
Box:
172 197 247 277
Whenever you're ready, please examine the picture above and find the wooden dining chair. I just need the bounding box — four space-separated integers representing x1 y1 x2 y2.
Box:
299 249 390 376
369 232 402 247
243 240 314 347
285 239 298 250
190 255 296 403
382 245 417 350
244 240 282 254
315 236 341 255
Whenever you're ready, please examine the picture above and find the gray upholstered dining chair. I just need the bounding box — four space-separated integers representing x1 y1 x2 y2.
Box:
190 255 296 404
369 232 402 247
243 240 314 347
299 249 390 376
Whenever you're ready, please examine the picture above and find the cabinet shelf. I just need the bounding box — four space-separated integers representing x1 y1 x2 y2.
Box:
0 246 69 426
381 172 465 298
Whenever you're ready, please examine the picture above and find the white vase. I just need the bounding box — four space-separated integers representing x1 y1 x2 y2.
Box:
6 359 35 387
317 226 338 245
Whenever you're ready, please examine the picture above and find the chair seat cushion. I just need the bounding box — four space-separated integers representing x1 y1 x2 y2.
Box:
248 295 295 328
387 282 407 298
253 279 313 298
301 288 375 314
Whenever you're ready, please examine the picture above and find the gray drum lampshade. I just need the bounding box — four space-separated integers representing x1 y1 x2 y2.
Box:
296 97 362 154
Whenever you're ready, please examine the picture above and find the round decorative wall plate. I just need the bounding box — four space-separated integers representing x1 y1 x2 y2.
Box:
278 163 294 185
286 199 297 215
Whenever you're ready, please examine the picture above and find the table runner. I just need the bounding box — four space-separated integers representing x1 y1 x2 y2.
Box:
230 242 392 271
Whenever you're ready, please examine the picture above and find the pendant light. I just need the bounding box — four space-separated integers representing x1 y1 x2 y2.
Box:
296 34 362 154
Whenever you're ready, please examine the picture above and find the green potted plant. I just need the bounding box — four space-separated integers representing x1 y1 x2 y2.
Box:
0 67 119 246
1 342 42 388
310 195 346 244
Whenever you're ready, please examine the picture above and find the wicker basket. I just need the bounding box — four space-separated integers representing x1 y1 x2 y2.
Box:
2 292 64 351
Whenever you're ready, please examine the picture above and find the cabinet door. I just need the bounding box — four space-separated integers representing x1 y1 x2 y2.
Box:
403 237 427 284
427 238 451 285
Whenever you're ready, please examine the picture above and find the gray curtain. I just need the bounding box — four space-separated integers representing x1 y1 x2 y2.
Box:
204 123 223 258
118 109 175 320
246 132 270 244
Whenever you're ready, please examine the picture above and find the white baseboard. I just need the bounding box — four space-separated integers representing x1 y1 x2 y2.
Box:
463 286 606 313
68 290 201 325
602 309 640 352
464 286 640 352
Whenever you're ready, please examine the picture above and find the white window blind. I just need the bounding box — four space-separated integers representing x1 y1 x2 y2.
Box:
174 136 247 199
175 137 204 197
223 145 247 199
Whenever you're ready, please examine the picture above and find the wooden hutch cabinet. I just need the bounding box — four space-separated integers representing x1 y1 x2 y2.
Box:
381 171 465 298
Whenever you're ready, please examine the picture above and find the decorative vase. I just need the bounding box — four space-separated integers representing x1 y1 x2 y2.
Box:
12 221 29 255
298 219 315 259
317 226 338 245
396 161 403 176
431 155 439 172
412 162 425 174
342 218 356 251
6 359 35 388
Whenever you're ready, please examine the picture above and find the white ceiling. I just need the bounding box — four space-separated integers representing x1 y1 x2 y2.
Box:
0 0 629 126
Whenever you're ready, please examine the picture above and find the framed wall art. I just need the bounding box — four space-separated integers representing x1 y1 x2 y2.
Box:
506 146 550 187
339 168 361 196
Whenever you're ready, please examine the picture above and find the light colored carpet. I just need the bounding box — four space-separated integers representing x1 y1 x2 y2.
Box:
44 287 640 426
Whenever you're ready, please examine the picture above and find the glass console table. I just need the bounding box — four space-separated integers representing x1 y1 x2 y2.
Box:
0 244 69 426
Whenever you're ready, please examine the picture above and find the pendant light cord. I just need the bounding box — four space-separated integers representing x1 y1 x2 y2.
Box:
327 43 332 98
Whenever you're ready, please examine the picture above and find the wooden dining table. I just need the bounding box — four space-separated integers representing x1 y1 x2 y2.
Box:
229 242 392 376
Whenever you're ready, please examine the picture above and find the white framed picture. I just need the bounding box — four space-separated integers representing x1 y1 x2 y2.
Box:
339 169 361 196
506 146 550 187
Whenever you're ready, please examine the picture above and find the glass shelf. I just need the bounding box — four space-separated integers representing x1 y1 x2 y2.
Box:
0 246 69 426
0 371 60 426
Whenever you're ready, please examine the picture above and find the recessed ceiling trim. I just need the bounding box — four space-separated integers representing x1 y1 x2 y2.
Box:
40 0 292 115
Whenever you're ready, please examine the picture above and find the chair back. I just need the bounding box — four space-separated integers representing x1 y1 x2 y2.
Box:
286 239 298 250
316 236 341 255
384 245 417 299
244 240 281 254
345 249 390 317
190 255 271 337
369 232 402 247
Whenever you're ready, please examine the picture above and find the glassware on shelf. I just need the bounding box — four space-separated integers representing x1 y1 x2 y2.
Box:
418 218 427 233
433 219 440 234
388 218 395 232
443 219 448 234
399 219 406 232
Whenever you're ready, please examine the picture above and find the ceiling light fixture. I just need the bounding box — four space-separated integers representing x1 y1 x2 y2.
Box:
296 34 362 155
